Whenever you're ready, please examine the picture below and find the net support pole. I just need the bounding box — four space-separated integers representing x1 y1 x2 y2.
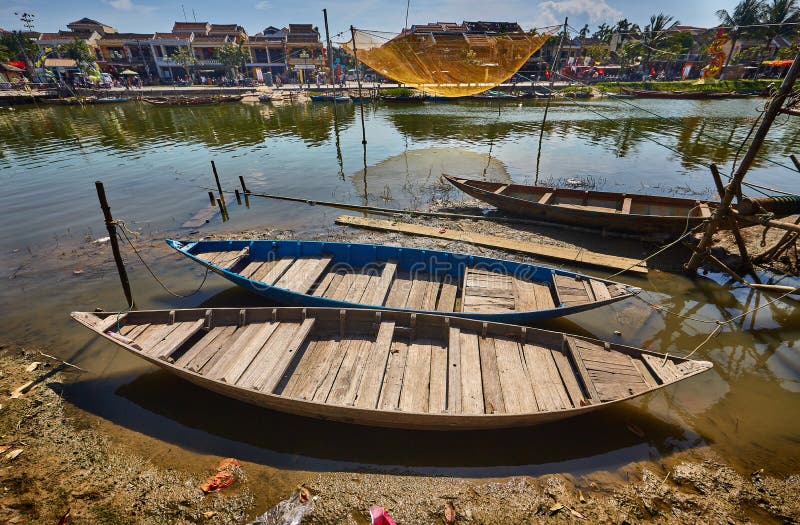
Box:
535 17 567 184
350 26 368 147
323 9 335 97
95 181 135 309
686 52 800 273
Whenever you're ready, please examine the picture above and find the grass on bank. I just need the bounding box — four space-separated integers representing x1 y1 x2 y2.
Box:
590 78 776 93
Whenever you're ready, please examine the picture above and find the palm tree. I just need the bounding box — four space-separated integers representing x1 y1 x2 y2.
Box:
640 13 679 75
716 0 766 72
760 0 800 58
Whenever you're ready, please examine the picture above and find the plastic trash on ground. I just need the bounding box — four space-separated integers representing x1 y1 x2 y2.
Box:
249 486 315 525
370 506 397 525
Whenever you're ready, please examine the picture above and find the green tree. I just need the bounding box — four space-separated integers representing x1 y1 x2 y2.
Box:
170 47 197 81
584 44 610 63
617 41 641 76
56 37 96 75
760 0 800 57
613 18 641 44
592 23 613 44
639 13 679 73
214 43 249 78
716 0 766 71
0 31 38 65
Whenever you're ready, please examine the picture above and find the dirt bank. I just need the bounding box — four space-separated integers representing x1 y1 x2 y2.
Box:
1 346 797 524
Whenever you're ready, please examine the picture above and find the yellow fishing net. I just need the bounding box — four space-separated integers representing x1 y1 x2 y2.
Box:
341 25 558 97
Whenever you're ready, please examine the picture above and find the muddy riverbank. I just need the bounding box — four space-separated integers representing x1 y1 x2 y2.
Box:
1 345 797 524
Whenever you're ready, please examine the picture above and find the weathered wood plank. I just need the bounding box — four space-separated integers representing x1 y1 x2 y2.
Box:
564 336 601 404
550 347 586 407
282 339 324 398
621 197 632 214
174 326 227 369
326 272 356 301
335 215 648 274
235 322 298 388
478 337 505 414
522 344 566 411
632 358 659 388
312 338 351 403
250 259 279 282
404 275 431 310
399 339 432 413
642 354 680 383
363 262 397 306
327 337 371 405
260 258 296 285
205 322 275 381
383 276 413 308
429 342 448 414
219 322 281 384
378 340 409 410
459 331 484 415
259 318 317 393
447 326 462 413
589 280 612 301
437 278 458 312
532 282 556 309
511 277 537 312
343 272 373 304
494 338 538 413
197 327 249 374
355 322 396 409
240 261 265 279
150 319 205 360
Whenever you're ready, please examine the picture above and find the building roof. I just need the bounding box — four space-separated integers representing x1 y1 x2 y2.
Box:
44 58 77 67
100 32 154 42
192 35 230 44
288 24 315 32
152 32 191 40
463 21 523 33
209 24 244 34
172 22 210 34
68 17 105 26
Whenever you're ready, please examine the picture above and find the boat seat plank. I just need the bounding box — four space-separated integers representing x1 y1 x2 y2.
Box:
149 319 205 360
327 337 372 405
436 277 459 312
698 202 711 218
511 277 537 312
196 251 225 263
460 331 485 414
478 337 506 414
260 318 317 393
274 256 332 294
325 272 357 301
532 282 556 309
556 202 618 213
564 336 601 404
641 354 680 383
404 275 432 310
632 358 659 388
235 322 299 388
259 258 296 286
494 338 538 413
550 347 587 407
363 262 397 306
291 339 340 401
123 323 150 341
175 326 231 371
310 270 338 297
538 192 554 204
493 184 509 194
620 197 632 214
594 381 649 401
343 272 375 304
135 324 183 355
241 261 265 279
447 327 463 413
383 275 414 308
312 337 352 403
220 322 281 384
378 340 409 410
282 339 323 399
204 322 274 380
399 339 432 413
97 314 128 334
223 248 251 270
589 280 612 301
429 342 448 414
198 326 248 374
355 322 397 409
522 344 569 411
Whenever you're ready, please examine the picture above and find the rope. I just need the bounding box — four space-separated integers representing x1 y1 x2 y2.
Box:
113 220 210 298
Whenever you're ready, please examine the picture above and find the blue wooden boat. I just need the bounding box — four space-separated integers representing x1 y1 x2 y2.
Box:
167 239 640 323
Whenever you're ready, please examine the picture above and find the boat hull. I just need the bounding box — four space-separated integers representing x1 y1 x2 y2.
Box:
168 239 639 323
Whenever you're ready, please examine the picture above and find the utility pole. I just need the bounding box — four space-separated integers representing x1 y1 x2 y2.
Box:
686 53 800 272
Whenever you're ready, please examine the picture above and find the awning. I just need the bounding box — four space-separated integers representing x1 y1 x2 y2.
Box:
762 59 794 66
1 63 25 72
44 58 78 68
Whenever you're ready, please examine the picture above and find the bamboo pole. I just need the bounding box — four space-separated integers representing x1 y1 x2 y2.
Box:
95 181 134 308
323 9 335 98
686 53 800 272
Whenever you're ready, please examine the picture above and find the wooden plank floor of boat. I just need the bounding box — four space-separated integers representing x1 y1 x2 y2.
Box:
196 251 621 313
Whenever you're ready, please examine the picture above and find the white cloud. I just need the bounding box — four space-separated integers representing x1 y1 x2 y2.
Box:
108 0 133 9
534 0 622 27
255 1 271 9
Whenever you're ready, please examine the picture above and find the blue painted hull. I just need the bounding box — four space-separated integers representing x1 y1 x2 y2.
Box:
168 239 637 322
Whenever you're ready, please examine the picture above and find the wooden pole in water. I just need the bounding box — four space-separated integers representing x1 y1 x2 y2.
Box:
323 9 335 98
95 181 134 309
791 154 800 172
687 52 800 272
208 191 216 206
535 17 568 185
235 188 242 205
239 175 250 208
350 25 368 147
211 160 228 217
217 198 228 221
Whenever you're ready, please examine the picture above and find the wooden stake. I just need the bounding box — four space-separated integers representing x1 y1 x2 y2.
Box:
95 181 134 308
235 189 242 205
211 160 225 204
217 198 228 221
239 175 250 207
208 191 216 206
791 154 800 172
687 52 800 272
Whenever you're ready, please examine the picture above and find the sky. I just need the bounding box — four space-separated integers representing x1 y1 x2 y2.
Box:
1 1 739 38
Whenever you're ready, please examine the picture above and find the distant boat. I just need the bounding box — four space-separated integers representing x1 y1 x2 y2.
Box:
444 175 800 236
72 306 712 430
607 92 635 99
470 90 519 99
310 94 351 102
620 87 751 100
94 96 130 103
142 95 243 106
167 239 640 324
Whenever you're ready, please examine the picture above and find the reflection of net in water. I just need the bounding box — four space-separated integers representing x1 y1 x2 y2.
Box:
342 25 558 97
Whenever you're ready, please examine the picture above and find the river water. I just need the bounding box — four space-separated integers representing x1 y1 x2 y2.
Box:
1 97 799 505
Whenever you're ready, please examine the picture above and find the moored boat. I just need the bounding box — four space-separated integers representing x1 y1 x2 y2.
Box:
620 87 752 100
443 175 800 236
310 94 352 102
167 239 640 323
142 95 244 106
72 306 712 430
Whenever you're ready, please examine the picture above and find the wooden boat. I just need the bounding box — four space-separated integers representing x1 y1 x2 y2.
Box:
443 175 800 236
142 95 243 106
620 87 751 100
71 307 712 430
167 239 639 323
310 94 351 102
94 96 130 103
607 92 635 99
